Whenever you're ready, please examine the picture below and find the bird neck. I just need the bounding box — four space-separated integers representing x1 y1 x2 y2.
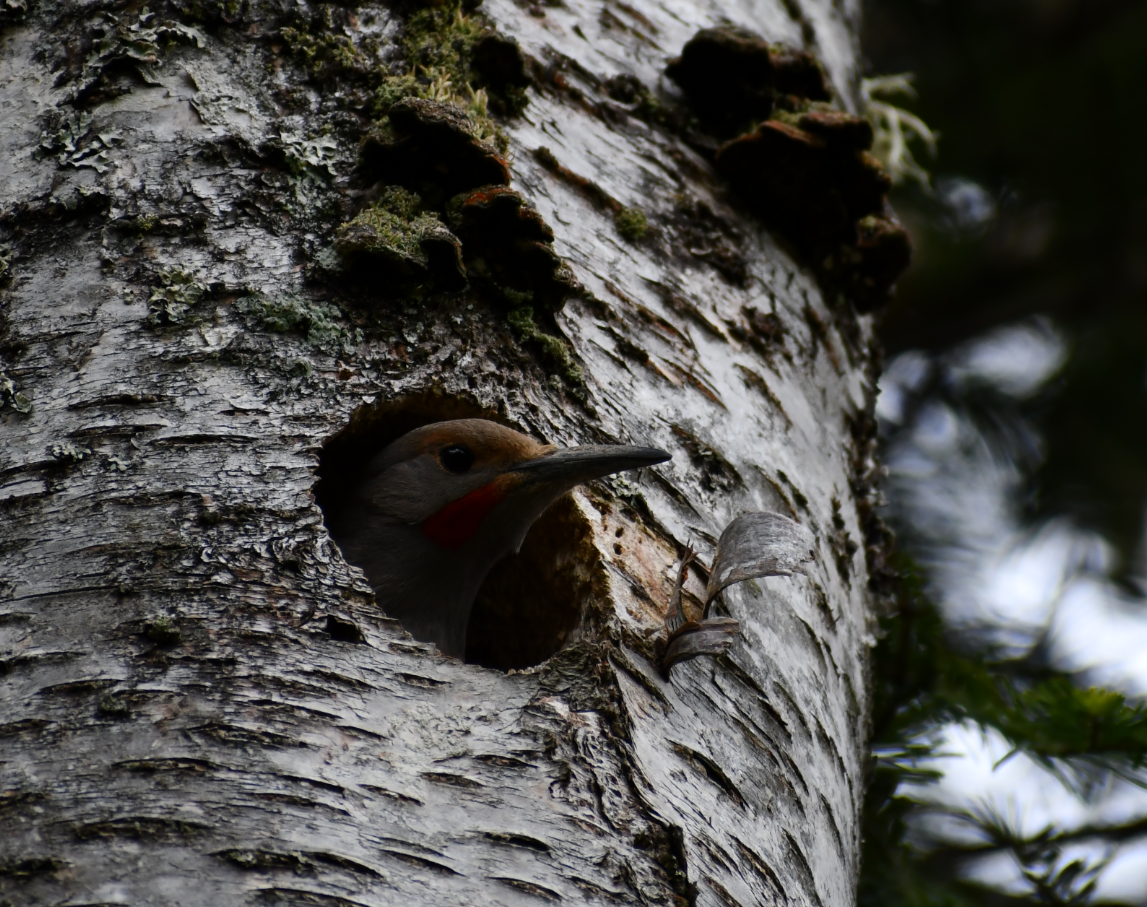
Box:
334 510 491 658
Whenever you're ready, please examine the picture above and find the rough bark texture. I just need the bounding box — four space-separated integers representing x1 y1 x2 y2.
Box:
0 0 880 905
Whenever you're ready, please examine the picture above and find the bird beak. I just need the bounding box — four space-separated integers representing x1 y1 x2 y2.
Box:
511 444 671 486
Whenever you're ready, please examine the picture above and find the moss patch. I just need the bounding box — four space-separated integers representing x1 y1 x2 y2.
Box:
290 0 582 370
339 188 439 265
374 2 508 153
386 2 531 132
615 207 648 241
144 617 182 647
281 6 378 86
338 2 549 301
507 306 583 386
334 186 466 290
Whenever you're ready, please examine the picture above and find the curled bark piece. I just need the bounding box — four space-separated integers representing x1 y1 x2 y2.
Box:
447 185 574 309
704 511 816 608
663 617 741 671
662 511 815 673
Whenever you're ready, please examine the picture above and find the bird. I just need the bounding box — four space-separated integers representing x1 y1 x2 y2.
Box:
329 419 671 658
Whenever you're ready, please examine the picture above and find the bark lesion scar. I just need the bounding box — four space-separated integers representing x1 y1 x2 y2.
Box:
532 146 648 243
735 364 792 429
669 740 747 808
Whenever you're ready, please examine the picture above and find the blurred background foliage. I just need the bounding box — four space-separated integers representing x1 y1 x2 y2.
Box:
859 0 1147 903
867 0 1147 570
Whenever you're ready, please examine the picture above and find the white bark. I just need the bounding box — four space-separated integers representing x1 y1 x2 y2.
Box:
0 0 880 904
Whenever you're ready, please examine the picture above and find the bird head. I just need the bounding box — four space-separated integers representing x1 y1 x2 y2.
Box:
331 419 670 658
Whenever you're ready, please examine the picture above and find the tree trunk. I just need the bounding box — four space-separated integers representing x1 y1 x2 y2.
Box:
1 1 881 905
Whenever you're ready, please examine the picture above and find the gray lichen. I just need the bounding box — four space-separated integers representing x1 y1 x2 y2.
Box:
49 442 92 464
235 293 359 352
70 8 205 102
34 112 121 173
145 268 208 328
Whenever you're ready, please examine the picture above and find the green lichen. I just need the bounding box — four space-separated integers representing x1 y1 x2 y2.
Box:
507 305 584 386
289 358 313 377
98 695 131 718
615 207 648 241
860 74 936 188
145 268 207 327
0 370 31 414
281 0 503 147
235 293 357 351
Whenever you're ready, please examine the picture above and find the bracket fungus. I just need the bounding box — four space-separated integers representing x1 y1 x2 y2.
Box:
667 26 913 310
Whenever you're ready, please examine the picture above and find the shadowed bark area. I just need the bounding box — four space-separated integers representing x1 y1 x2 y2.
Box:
0 0 879 904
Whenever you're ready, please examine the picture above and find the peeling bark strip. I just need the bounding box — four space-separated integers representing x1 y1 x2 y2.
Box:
2 0 877 905
662 512 816 671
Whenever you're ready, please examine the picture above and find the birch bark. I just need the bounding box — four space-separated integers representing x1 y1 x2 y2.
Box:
0 0 883 904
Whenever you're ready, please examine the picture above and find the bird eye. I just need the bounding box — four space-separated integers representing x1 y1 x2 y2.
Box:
439 444 475 474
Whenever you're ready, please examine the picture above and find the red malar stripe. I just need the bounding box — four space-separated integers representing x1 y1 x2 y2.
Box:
421 481 507 550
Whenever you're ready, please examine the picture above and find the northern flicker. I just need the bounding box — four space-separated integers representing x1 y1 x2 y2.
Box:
330 419 670 657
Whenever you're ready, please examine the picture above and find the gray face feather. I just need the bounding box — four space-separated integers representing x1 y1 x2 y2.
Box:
328 419 670 658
